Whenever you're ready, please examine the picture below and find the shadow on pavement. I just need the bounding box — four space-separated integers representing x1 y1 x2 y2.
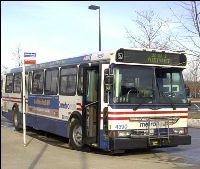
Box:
28 143 48 169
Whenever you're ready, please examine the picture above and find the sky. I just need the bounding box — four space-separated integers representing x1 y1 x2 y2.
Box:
1 1 186 69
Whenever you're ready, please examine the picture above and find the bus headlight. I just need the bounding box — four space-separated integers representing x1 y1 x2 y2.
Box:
172 127 187 135
116 130 131 137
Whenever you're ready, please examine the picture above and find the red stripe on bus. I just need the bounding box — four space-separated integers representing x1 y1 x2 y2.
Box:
2 99 21 103
76 103 82 111
2 96 21 100
100 111 188 115
108 117 129 120
100 117 129 120
100 116 188 120
1 96 28 101
179 116 188 118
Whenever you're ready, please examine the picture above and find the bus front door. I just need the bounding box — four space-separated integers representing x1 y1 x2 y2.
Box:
82 66 99 146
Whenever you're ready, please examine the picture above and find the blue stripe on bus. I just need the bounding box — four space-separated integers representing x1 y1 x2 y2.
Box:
2 110 13 123
100 130 109 150
26 113 69 138
2 110 69 138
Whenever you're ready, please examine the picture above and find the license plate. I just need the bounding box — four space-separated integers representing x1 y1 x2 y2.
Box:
151 140 159 146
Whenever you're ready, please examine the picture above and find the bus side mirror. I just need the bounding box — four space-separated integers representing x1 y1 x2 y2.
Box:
104 68 113 92
185 85 190 97
187 98 192 106
104 75 113 85
185 85 192 106
104 75 113 92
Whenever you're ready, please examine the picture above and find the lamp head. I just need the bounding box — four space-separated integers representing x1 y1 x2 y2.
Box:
88 5 100 10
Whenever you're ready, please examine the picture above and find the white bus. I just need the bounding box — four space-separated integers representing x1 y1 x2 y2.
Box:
1 48 191 153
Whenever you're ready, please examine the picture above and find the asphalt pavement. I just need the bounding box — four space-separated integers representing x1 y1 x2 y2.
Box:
1 127 199 169
1 114 200 169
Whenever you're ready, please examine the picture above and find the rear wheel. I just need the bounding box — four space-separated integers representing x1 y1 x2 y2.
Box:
13 107 21 131
69 119 83 150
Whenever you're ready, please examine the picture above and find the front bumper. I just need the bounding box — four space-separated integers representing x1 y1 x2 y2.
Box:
111 135 191 150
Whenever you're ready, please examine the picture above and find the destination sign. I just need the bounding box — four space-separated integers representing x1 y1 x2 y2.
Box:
116 49 187 66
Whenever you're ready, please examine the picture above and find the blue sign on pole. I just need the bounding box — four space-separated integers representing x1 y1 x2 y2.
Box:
24 52 36 57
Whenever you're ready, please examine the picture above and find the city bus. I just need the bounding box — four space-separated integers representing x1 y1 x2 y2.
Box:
1 48 191 153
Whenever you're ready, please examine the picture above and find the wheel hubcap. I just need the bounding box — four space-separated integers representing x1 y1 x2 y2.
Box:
14 112 18 126
73 125 82 147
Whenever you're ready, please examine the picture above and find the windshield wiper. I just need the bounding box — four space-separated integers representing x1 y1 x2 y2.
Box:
133 90 155 111
133 102 160 111
160 93 176 110
156 75 176 110
133 102 144 111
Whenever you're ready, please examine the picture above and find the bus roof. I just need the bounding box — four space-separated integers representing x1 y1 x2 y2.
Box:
5 48 186 74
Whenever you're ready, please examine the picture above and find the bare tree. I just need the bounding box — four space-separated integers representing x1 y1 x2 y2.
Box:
125 10 173 50
126 3 200 97
12 43 23 67
1 65 8 74
1 65 8 86
170 1 200 56
170 1 200 97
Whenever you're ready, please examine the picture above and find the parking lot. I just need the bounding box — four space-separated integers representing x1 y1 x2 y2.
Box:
1 114 200 169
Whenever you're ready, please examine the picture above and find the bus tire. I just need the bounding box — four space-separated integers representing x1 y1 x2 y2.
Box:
13 107 21 131
69 118 83 150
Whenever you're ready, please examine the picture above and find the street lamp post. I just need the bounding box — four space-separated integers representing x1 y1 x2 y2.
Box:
88 5 101 51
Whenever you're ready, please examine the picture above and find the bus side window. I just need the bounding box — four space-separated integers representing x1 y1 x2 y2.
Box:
13 73 22 93
5 74 13 93
44 68 59 95
28 72 32 94
1 79 3 96
25 73 27 94
60 67 77 96
77 67 83 95
32 70 44 94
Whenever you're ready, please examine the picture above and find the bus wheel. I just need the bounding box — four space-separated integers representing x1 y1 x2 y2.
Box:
13 107 21 131
69 119 83 150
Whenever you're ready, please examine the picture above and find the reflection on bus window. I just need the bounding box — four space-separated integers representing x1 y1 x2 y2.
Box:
5 74 13 93
32 70 44 94
13 73 21 93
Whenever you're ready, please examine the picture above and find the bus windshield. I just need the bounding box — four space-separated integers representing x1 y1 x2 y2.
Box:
112 65 187 104
112 65 154 104
155 68 187 104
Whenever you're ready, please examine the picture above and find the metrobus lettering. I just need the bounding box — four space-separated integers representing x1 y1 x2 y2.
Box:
140 121 159 127
59 102 76 110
